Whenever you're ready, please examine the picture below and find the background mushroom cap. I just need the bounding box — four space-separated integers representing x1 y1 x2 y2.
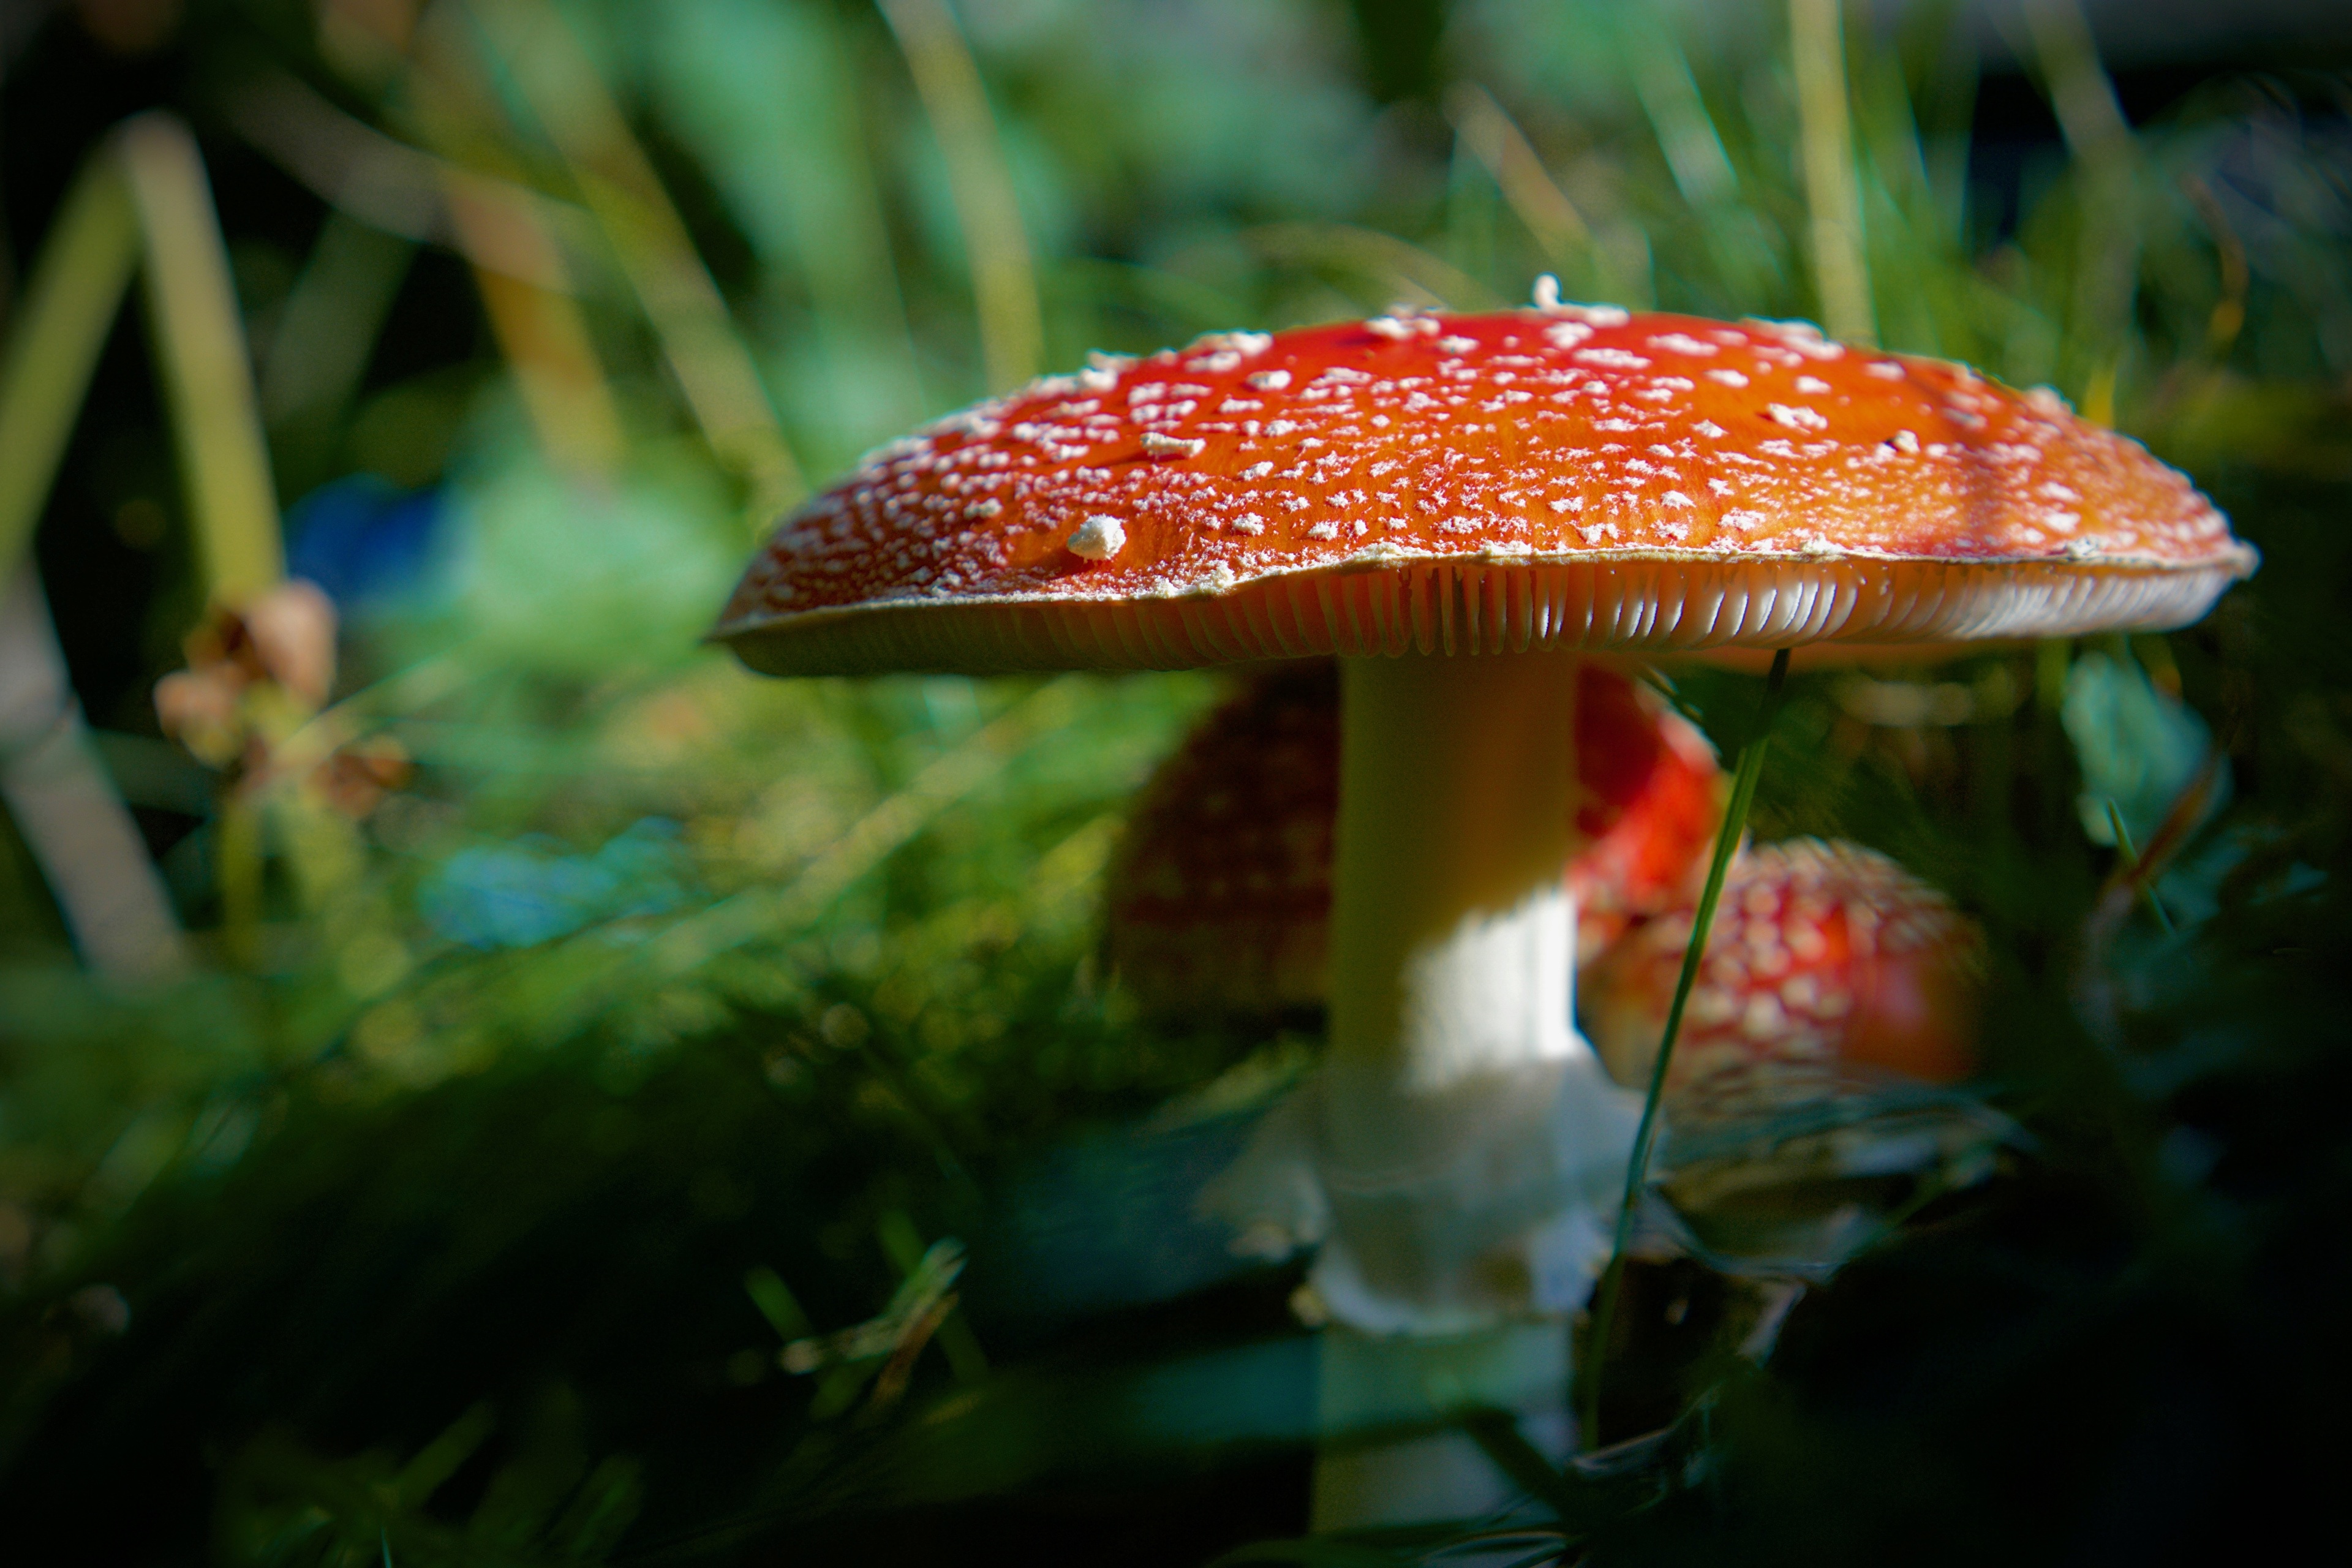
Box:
1102 660 1722 1016
717 309 2254 676
1581 837 1985 1094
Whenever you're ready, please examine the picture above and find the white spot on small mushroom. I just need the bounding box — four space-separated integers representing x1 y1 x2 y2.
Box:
1890 429 1920 454
1438 335 1479 354
1142 432 1205 459
1246 369 1292 391
1240 461 1276 480
2026 385 2071 415
1066 515 1126 559
969 498 1003 519
1233 513 1267 535
1865 360 1906 380
1705 368 1751 388
1695 420 1727 439
1795 375 1833 394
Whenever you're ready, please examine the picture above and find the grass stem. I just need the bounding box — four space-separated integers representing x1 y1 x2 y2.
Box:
0 146 138 582
1790 0 1875 344
121 114 286 606
470 0 804 526
880 0 1044 393
2105 799 2175 933
1579 647 1791 1446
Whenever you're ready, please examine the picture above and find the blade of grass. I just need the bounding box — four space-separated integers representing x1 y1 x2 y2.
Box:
1604 10 1779 310
1447 86 1618 300
441 173 625 478
224 67 600 289
879 0 1043 391
406 10 625 478
648 0 928 466
2018 0 2138 405
1615 17 1739 210
2103 799 2174 932
0 145 138 582
1240 222 1500 312
0 573 186 977
1580 647 1791 1446
120 113 286 605
466 0 804 526
1790 0 1875 344
260 210 415 430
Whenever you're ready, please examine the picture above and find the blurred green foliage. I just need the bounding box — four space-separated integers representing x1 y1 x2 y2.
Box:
0 0 2348 1562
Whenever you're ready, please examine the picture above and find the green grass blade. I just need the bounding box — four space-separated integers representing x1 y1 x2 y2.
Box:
1791 0 1876 344
880 0 1044 391
1580 647 1791 1446
0 147 137 582
468 0 805 525
121 113 285 605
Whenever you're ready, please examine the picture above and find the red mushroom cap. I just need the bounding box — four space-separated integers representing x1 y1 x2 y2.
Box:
1581 838 1983 1093
1564 670 1724 961
1103 661 1722 1014
1102 662 1340 1016
717 309 2252 675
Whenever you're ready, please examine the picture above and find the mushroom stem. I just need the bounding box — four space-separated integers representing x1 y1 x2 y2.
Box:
1315 649 1638 1326
1297 650 1639 1525
1329 649 1581 1099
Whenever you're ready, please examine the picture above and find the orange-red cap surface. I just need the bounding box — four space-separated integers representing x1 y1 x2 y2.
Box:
717 307 2254 674
1103 662 1722 1014
1565 669 1724 958
1582 839 1983 1093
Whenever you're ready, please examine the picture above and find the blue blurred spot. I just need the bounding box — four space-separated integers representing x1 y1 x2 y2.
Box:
421 819 692 950
286 475 442 609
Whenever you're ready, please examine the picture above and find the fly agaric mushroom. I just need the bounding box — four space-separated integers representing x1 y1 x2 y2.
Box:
1102 659 1721 1018
1582 837 1985 1095
714 290 2253 1481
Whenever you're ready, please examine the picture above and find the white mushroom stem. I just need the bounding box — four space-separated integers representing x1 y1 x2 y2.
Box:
1294 652 1643 1526
1328 650 1583 1140
1316 650 1638 1326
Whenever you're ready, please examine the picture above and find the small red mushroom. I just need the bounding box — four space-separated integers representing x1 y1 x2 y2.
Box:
1581 837 1985 1096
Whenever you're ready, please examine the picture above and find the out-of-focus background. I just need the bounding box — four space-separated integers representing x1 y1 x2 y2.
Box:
0 1 2348 1562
